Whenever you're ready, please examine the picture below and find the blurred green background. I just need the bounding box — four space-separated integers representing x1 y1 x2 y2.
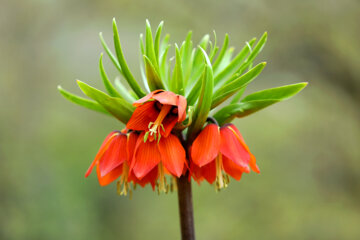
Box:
1 0 359 239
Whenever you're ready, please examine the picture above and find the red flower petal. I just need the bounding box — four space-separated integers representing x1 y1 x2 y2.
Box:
177 95 187 122
126 132 138 164
219 125 251 169
189 162 204 183
129 167 158 190
133 90 163 107
99 133 127 177
222 154 245 180
161 114 178 138
152 91 178 106
249 153 260 173
85 131 120 178
191 124 220 167
199 160 216 184
96 164 123 186
126 101 158 131
132 134 162 179
158 134 186 177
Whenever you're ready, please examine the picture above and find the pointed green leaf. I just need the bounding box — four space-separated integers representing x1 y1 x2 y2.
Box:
159 34 170 58
77 80 135 123
212 34 229 71
182 31 193 86
139 34 150 92
145 19 158 69
99 53 122 98
214 37 256 86
170 44 184 95
159 43 170 85
186 75 202 106
213 82 308 125
58 86 111 115
154 21 164 61
143 55 165 91
99 32 122 74
192 34 210 70
209 31 218 61
187 47 214 142
213 101 277 125
236 32 267 75
112 18 145 98
241 82 307 102
211 62 266 108
213 47 234 76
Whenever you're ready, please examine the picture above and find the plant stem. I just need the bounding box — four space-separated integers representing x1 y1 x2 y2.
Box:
177 173 196 240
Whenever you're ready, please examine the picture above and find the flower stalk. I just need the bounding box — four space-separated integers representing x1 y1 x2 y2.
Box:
177 173 196 240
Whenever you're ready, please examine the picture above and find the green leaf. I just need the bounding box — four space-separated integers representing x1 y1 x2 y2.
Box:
77 80 135 123
212 33 229 71
114 77 137 103
139 34 150 92
213 47 234 76
181 31 193 86
159 34 170 58
112 18 145 98
214 37 256 86
186 76 202 106
58 85 111 115
241 82 307 102
154 21 164 61
192 34 210 69
189 35 210 85
159 43 170 85
187 47 214 142
209 31 218 61
99 53 122 98
145 19 159 69
240 32 267 72
170 44 184 95
213 82 308 125
143 55 165 91
236 32 267 75
99 32 122 74
211 62 266 108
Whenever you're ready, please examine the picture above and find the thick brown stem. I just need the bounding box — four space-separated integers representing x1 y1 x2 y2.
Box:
177 173 196 240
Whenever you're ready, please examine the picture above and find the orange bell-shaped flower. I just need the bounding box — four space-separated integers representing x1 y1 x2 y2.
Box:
190 123 260 189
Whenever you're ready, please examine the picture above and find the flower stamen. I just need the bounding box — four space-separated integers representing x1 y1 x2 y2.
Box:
157 162 170 194
117 162 132 198
215 154 229 191
147 104 172 141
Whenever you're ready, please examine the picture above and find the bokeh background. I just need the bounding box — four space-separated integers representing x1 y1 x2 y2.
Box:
1 0 359 239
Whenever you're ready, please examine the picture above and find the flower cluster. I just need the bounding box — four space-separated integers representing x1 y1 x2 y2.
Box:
85 90 260 194
59 19 306 196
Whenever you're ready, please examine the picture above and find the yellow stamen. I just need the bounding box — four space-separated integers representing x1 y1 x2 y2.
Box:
117 162 132 197
157 162 170 194
148 104 172 139
215 154 229 191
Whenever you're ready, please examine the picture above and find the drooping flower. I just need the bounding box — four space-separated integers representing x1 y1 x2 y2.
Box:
130 132 187 192
85 130 141 195
126 90 187 141
190 123 260 190
85 131 128 186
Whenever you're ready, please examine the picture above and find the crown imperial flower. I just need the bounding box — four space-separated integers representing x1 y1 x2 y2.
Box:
59 19 306 197
59 19 307 239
